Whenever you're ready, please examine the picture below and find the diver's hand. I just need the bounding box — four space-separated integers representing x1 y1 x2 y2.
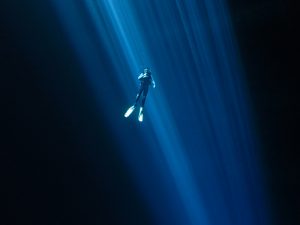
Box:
138 73 143 80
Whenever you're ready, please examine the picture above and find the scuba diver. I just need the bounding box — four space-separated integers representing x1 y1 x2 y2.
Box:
124 68 156 122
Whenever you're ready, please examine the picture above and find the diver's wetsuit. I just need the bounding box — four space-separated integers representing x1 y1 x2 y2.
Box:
135 72 153 107
124 68 155 121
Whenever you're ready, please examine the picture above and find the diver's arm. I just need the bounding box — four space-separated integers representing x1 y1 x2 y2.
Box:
138 73 144 80
152 78 156 88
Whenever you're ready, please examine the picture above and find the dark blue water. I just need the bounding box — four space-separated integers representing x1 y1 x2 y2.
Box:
8 0 272 224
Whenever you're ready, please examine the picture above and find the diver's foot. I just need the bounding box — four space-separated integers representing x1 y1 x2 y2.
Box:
124 105 136 118
138 107 144 122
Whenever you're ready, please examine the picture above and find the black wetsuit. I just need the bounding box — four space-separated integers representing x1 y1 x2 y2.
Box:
135 73 153 107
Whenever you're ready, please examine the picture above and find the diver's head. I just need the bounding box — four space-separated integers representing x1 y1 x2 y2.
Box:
144 67 151 74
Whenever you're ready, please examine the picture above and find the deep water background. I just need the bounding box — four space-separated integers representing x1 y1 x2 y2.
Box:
3 0 299 225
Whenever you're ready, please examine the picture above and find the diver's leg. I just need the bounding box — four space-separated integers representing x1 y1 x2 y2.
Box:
138 87 148 122
135 85 143 106
125 86 143 118
141 86 149 107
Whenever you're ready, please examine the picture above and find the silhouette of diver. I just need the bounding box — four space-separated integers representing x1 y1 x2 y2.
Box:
124 68 156 122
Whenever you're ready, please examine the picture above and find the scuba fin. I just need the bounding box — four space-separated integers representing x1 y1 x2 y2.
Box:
124 105 136 118
138 107 144 122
